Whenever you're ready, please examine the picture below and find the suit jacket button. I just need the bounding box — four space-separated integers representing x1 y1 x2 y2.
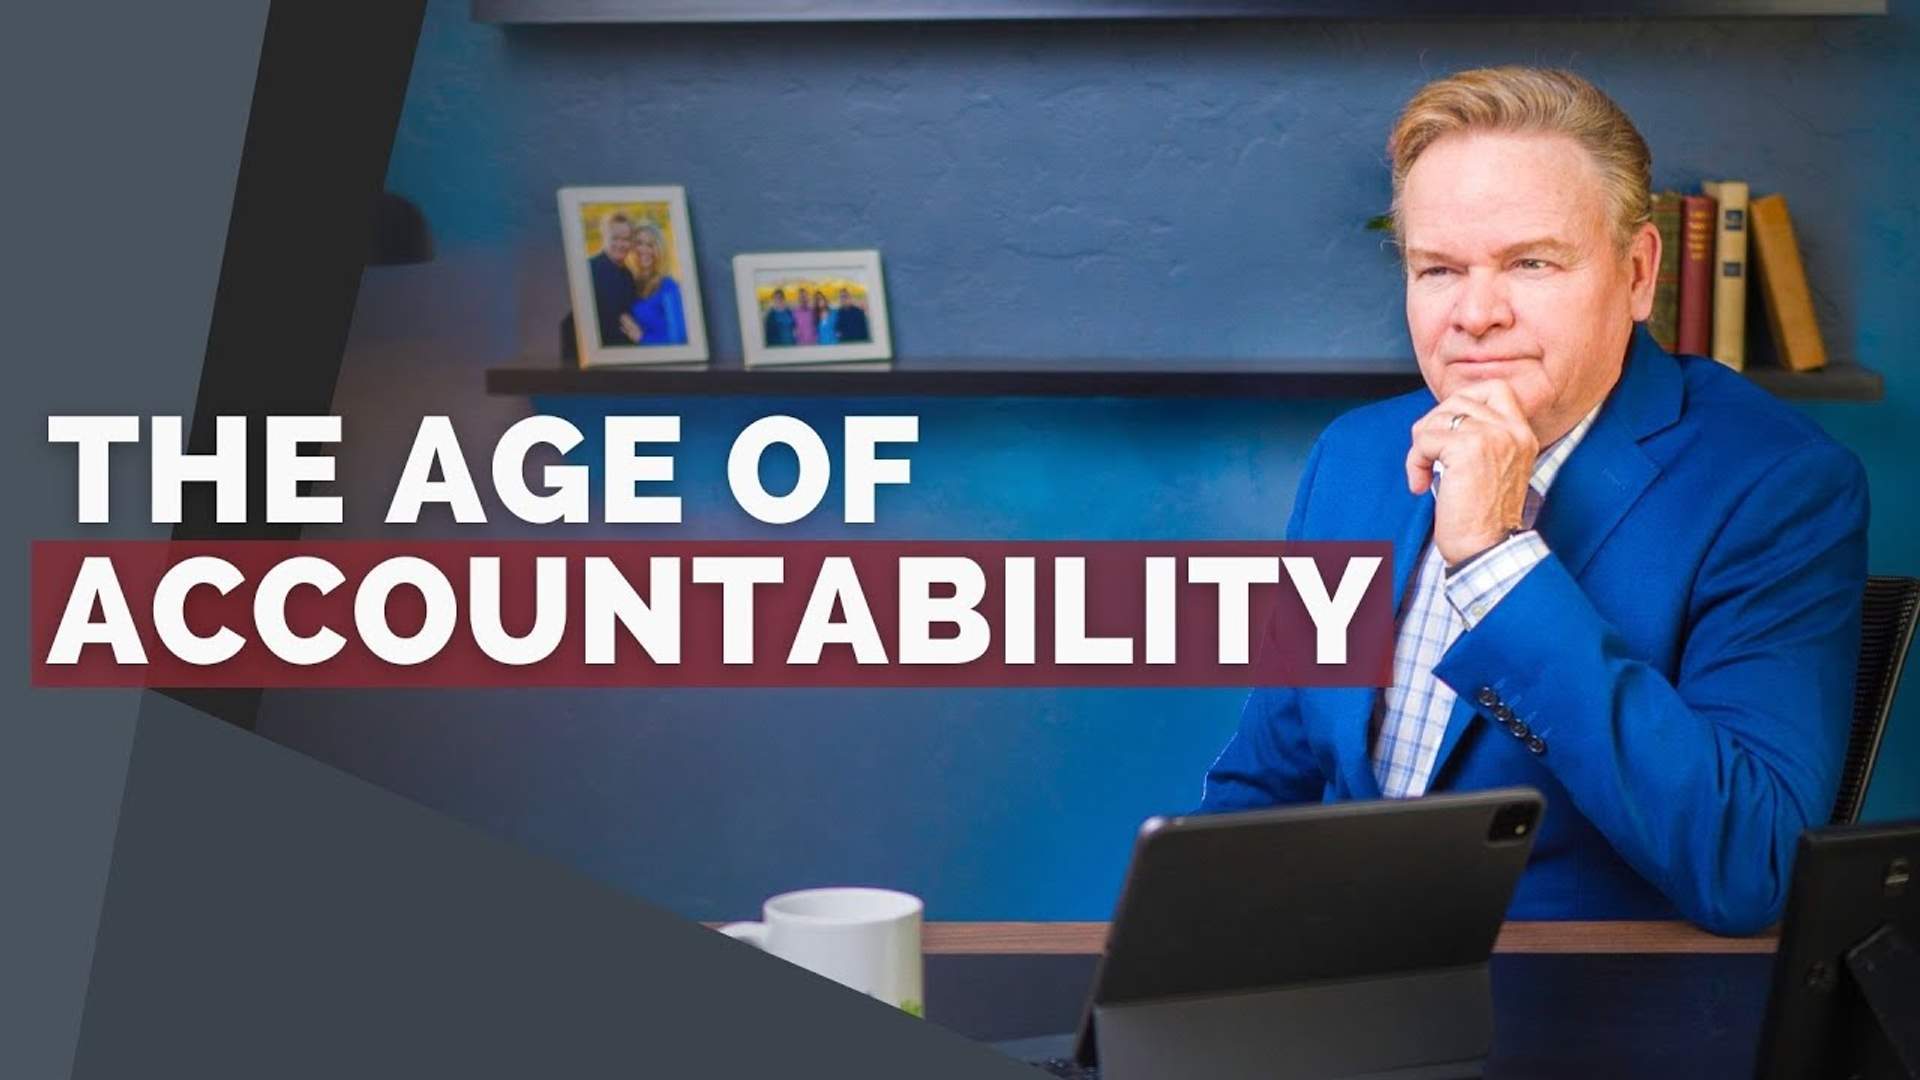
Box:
1510 721 1532 739
1526 736 1546 755
1476 688 1500 708
1494 704 1516 721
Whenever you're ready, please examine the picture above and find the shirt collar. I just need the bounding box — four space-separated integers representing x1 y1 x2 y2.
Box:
1531 402 1601 495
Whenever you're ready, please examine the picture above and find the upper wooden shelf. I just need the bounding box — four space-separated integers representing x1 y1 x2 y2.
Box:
485 360 1883 402
1741 362 1885 401
474 0 1886 24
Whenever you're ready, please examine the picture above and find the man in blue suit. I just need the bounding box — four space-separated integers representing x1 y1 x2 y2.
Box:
1200 67 1868 936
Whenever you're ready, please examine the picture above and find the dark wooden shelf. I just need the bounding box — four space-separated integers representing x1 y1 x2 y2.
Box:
485 360 1883 401
1741 361 1885 401
474 0 1886 25
488 365 1423 398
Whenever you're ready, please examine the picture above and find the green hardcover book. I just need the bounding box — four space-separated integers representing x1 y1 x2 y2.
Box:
1649 191 1682 352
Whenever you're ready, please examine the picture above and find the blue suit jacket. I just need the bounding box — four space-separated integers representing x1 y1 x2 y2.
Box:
1200 326 1869 935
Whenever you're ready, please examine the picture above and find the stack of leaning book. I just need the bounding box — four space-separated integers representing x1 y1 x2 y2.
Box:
1647 183 1828 373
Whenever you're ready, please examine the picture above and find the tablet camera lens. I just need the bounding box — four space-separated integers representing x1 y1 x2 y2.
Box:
1488 803 1538 844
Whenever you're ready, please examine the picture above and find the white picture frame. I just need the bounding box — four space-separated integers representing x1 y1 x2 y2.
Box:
558 185 708 367
733 250 893 368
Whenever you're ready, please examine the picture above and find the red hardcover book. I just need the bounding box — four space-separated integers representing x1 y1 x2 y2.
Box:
1677 194 1717 356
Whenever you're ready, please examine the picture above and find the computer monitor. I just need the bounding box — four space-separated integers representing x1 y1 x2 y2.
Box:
1756 820 1920 1080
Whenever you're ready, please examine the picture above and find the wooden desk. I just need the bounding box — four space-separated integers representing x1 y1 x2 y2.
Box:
917 921 1780 1078
921 919 1778 955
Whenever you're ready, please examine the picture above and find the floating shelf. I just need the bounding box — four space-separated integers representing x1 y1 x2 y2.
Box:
474 0 1887 25
1740 362 1885 401
486 360 1884 401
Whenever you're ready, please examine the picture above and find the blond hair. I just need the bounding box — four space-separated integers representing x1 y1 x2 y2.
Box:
1386 66 1651 253
627 220 669 298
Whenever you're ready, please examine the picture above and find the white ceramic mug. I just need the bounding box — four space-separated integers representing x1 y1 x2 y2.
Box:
720 887 925 1018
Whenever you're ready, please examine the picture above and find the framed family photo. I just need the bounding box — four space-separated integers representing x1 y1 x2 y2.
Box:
732 250 892 368
558 185 709 367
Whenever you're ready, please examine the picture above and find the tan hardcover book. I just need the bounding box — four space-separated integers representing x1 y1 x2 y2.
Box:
1702 180 1749 371
1749 194 1828 372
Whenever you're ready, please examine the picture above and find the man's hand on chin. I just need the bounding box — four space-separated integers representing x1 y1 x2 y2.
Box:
1405 378 1541 568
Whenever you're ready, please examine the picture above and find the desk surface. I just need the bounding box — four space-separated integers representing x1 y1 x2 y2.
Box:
918 921 1779 1079
920 919 1776 955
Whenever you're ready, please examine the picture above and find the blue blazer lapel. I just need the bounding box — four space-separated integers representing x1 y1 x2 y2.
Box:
1393 487 1482 797
1325 483 1433 800
1535 326 1680 579
1427 695 1482 792
1318 685 1385 799
1392 491 1436 612
1421 325 1681 789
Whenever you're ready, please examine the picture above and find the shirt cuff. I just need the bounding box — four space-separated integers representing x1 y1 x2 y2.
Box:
1444 530 1549 629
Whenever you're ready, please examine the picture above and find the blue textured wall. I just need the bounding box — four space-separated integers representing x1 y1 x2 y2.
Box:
256 0 1920 920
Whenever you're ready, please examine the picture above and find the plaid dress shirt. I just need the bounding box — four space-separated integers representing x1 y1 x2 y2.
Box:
1369 405 1601 798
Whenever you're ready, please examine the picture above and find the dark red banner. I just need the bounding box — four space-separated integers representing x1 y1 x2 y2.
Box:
31 541 1393 688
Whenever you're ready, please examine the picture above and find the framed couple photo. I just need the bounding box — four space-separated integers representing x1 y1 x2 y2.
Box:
558 185 709 368
733 250 893 368
558 187 893 371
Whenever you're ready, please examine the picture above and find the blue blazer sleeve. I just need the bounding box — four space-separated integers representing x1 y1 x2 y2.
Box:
1433 441 1869 934
1199 436 1332 811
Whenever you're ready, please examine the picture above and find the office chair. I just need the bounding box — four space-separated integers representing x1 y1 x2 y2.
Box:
1829 576 1920 825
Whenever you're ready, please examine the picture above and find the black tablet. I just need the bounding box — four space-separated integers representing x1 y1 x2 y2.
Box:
1071 787 1544 1078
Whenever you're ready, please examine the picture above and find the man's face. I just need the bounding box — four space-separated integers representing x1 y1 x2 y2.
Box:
1399 131 1657 441
603 221 633 262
